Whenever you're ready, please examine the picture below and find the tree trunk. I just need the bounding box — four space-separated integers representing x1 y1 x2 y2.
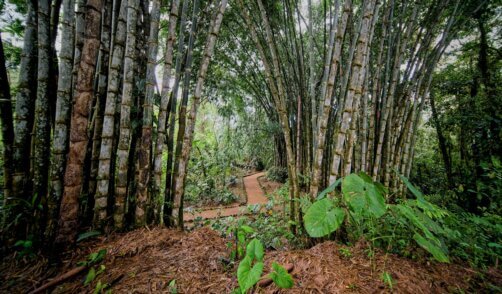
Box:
429 91 453 188
57 0 103 245
94 0 128 226
88 0 112 203
173 0 228 228
11 0 37 238
47 0 75 243
114 0 139 230
152 0 180 224
170 0 200 226
310 0 350 197
32 0 53 236
135 0 161 226
72 0 86 91
164 0 188 224
0 34 15 228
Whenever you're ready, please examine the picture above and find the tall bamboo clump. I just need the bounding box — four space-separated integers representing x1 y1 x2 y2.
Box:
0 0 477 248
226 0 476 225
1 0 230 246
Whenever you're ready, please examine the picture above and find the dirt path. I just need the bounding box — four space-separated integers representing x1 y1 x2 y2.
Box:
184 172 267 222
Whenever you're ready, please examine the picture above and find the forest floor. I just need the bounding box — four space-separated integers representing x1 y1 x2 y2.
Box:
184 172 268 222
1 226 500 293
1 175 500 293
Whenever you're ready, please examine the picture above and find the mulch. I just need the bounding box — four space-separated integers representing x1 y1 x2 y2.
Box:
1 227 500 293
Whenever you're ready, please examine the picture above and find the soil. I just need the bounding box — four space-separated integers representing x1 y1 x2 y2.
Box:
258 175 284 196
1 227 500 293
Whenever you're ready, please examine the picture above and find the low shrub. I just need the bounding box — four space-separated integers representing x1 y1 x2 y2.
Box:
266 167 288 183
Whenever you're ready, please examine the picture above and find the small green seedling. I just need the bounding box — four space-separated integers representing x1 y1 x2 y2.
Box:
168 279 177 294
14 239 35 259
339 247 352 258
235 238 294 293
78 249 107 287
381 271 394 290
268 262 293 289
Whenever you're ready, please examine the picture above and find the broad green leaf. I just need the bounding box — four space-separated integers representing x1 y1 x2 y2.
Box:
398 174 425 201
373 182 388 196
413 233 449 262
357 171 373 183
304 198 345 238
342 174 367 214
317 178 342 200
342 174 386 218
237 256 264 293
366 184 386 218
240 225 254 234
84 267 96 285
246 238 264 261
269 262 294 289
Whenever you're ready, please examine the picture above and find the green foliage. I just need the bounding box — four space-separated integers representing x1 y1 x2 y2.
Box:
84 264 106 286
237 238 264 293
14 239 34 259
304 198 345 238
381 272 394 289
211 187 299 251
316 178 341 200
235 237 294 293
2 193 43 237
185 178 239 206
269 262 294 289
342 173 386 219
413 233 449 263
476 157 502 213
338 247 352 258
168 279 177 294
443 211 501 268
304 173 453 263
233 224 254 260
414 11 502 213
84 249 107 266
78 249 107 288
93 280 110 294
266 166 288 183
245 238 264 261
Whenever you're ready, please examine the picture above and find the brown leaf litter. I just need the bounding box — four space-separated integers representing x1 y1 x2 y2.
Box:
1 227 500 293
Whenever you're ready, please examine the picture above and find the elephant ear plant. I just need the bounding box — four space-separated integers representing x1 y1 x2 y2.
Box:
303 172 451 263
235 237 293 293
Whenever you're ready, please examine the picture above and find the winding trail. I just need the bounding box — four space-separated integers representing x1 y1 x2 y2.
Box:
184 172 267 222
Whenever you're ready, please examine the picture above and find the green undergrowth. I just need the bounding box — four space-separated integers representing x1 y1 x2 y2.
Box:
302 172 501 269
207 172 500 272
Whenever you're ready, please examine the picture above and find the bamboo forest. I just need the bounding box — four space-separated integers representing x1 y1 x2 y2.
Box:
0 0 501 292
